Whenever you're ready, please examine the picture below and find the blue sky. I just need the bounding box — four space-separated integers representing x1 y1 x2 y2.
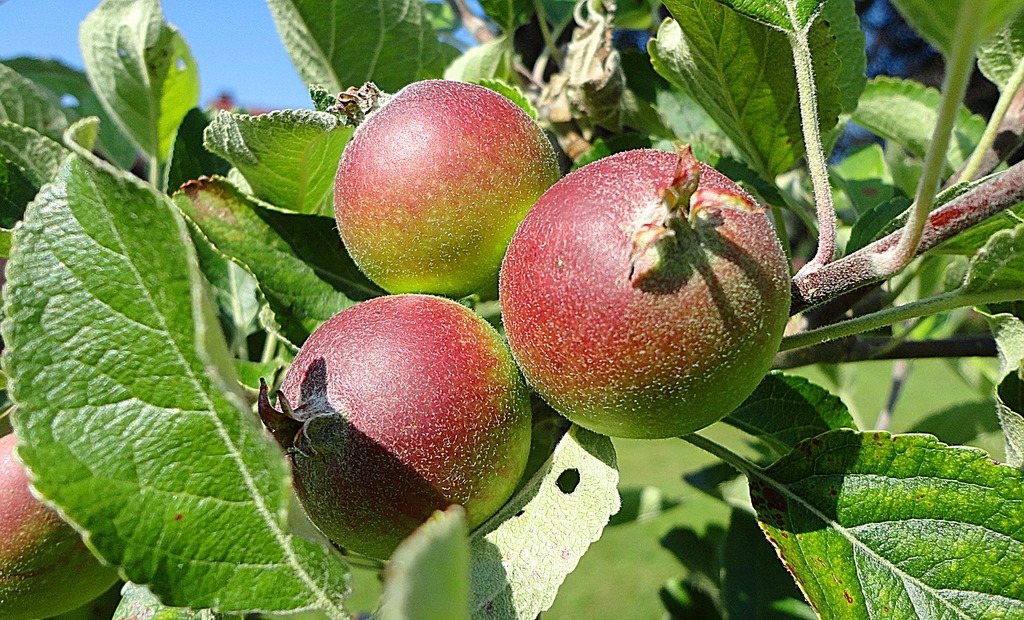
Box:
0 0 322 110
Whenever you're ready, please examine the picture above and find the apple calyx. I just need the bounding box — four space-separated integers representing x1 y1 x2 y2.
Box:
628 146 766 287
628 146 700 286
329 82 392 127
257 379 342 457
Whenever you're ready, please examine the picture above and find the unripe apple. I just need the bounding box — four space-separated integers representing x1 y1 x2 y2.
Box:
499 148 791 439
0 433 119 619
259 294 531 559
334 80 561 298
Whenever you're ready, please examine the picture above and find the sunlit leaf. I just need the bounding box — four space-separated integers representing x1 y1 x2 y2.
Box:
2 118 350 614
266 0 459 93
751 430 1024 617
469 426 619 619
0 63 69 140
80 0 199 164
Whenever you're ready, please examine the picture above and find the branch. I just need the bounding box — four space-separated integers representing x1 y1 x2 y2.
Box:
951 80 1024 185
446 0 495 43
791 159 1024 313
772 335 997 369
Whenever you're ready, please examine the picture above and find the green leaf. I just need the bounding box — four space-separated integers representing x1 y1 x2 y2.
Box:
851 76 987 171
711 0 827 32
0 121 69 188
203 109 352 216
165 108 231 194
831 143 902 216
380 506 470 620
469 426 620 619
1 119 350 614
476 79 538 119
651 0 862 177
173 177 378 349
479 0 533 32
891 0 1024 57
845 196 912 254
725 372 856 456
189 226 261 359
1 57 139 169
266 0 459 93
961 223 1024 295
0 63 69 140
979 10 1024 90
0 154 39 227
80 0 199 164
751 430 1024 617
984 309 1024 468
444 37 512 83
112 583 217 620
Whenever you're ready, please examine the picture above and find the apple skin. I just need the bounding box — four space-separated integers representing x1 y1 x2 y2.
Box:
0 433 119 619
266 294 531 559
334 80 561 298
499 149 791 439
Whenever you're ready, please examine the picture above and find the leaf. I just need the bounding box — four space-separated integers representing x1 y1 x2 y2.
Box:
0 120 69 188
750 430 1024 617
173 176 378 349
1 57 138 169
476 79 538 119
444 37 512 83
1 118 350 614
189 225 261 358
979 10 1024 91
984 309 1024 468
80 0 199 164
851 76 987 171
380 506 470 620
651 0 862 177
0 63 69 140
266 0 459 93
469 426 620 619
831 143 902 216
479 0 533 32
845 196 912 254
725 372 856 456
165 108 231 194
710 0 827 32
0 155 39 227
960 223 1024 295
891 0 1024 57
112 583 217 620
203 109 352 216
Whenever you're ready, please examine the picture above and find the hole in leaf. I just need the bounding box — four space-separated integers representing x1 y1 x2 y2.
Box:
176 57 186 71
556 468 580 494
60 94 79 107
117 48 128 58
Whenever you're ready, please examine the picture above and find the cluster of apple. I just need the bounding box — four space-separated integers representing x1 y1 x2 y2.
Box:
257 79 792 559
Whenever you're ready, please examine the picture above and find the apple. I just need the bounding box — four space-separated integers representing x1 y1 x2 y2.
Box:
334 80 561 298
499 148 791 439
259 294 532 559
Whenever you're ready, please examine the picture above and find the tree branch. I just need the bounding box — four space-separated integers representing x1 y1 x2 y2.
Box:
772 334 997 369
791 159 1024 313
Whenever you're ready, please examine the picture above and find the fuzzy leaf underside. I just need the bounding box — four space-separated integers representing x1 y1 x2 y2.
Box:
79 0 199 163
0 63 69 141
652 0 862 178
891 0 1024 57
1 57 138 169
202 109 352 216
751 430 1024 618
978 9 1024 90
380 506 471 620
1 120 349 613
266 0 458 93
469 426 620 619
